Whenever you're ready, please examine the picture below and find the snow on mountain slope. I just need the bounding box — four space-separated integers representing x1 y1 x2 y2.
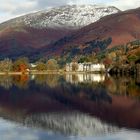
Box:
9 5 120 29
0 5 119 60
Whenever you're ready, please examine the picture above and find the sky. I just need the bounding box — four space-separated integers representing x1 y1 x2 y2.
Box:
0 0 140 23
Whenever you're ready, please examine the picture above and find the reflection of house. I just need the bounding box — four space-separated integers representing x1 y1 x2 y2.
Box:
66 74 105 83
66 62 105 72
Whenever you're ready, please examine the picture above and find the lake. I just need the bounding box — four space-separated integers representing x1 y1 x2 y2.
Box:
0 74 140 140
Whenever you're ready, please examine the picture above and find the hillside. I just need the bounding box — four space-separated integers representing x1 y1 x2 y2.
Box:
0 5 119 60
51 7 140 56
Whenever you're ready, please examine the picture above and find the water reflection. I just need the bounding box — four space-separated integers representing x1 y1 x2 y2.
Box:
65 74 105 84
0 75 13 89
0 117 139 140
0 74 140 99
0 74 106 89
0 75 29 89
0 74 140 139
106 75 140 98
24 112 118 136
34 74 60 88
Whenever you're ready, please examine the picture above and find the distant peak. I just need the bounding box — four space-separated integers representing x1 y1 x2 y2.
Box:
0 4 119 29
52 4 118 8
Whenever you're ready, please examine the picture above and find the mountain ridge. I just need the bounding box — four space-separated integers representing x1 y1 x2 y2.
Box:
0 5 119 29
0 4 119 60
49 7 140 54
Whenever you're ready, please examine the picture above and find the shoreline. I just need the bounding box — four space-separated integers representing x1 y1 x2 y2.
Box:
0 67 139 75
0 71 106 75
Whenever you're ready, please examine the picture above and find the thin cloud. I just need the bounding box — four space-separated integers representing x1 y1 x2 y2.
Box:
106 0 140 10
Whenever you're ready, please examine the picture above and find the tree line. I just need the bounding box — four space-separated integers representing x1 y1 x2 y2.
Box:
0 57 59 72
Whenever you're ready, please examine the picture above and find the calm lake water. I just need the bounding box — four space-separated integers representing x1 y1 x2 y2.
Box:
0 74 140 140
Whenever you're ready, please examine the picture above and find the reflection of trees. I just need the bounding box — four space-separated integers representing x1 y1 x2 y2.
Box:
136 74 140 84
0 75 29 89
127 78 140 98
34 75 47 86
0 74 140 100
106 75 140 98
45 75 59 88
13 75 29 89
34 74 59 88
0 76 13 89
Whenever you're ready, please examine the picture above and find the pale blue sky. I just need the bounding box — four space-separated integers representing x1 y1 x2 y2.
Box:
0 0 140 23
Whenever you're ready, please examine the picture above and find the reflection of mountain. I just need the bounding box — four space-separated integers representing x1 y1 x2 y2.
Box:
24 112 118 136
0 74 139 131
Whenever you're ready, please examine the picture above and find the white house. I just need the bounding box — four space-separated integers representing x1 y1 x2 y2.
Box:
77 63 84 71
30 63 37 68
90 63 105 72
66 63 72 72
66 62 105 72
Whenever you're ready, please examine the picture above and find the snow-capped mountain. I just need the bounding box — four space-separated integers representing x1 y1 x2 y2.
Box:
7 5 119 29
0 4 120 60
